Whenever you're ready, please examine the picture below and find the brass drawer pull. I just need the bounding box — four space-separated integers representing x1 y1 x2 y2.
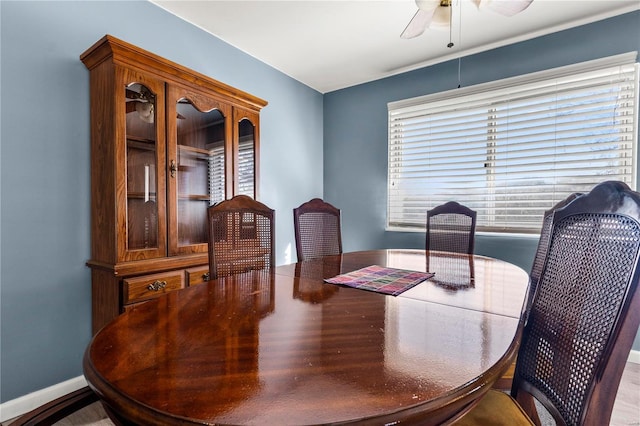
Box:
147 280 167 291
202 272 210 281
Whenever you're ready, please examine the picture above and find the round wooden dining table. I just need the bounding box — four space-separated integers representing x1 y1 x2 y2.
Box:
84 249 529 425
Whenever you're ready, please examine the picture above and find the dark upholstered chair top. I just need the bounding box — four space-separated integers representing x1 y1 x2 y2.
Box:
426 201 477 255
456 181 640 426
293 198 342 261
207 195 275 279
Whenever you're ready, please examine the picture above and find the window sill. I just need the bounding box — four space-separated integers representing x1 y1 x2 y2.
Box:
385 226 540 239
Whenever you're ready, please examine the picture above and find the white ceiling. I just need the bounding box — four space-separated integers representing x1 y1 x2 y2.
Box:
151 0 640 93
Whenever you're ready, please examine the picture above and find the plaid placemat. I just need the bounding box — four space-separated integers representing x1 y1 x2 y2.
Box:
324 265 434 296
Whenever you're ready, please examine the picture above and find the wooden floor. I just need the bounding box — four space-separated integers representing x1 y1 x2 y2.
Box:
611 361 640 426
4 362 639 425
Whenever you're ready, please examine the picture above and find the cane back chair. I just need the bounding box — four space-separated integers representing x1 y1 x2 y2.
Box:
207 195 275 279
456 181 640 425
426 201 477 254
495 192 583 391
293 198 342 261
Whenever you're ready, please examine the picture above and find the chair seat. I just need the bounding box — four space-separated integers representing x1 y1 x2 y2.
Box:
454 390 534 426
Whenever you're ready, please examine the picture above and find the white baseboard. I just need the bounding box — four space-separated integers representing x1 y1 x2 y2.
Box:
0 376 87 422
2 349 639 422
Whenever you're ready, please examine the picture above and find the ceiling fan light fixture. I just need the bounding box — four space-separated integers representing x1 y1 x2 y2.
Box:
414 0 451 29
431 4 452 28
472 0 534 17
416 0 450 10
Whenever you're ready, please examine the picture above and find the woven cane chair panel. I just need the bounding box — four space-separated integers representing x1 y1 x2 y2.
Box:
519 212 640 425
530 194 582 297
209 210 273 278
428 213 474 254
297 212 341 260
529 213 553 290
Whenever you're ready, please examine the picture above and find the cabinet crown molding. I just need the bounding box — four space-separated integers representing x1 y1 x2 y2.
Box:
80 34 268 112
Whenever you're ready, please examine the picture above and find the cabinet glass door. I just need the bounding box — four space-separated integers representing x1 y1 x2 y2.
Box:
234 109 260 199
237 118 255 198
167 85 231 255
125 82 164 255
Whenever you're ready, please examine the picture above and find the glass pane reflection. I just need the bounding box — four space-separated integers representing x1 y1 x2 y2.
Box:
176 99 225 245
125 83 159 250
237 118 255 198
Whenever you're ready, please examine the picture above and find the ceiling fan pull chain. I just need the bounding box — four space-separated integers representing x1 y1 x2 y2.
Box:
457 1 462 88
447 1 454 48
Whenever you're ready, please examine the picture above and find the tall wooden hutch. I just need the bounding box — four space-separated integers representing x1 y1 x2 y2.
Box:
81 35 267 334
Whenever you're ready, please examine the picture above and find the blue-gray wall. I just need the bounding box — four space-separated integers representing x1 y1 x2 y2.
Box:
0 0 323 403
324 11 640 351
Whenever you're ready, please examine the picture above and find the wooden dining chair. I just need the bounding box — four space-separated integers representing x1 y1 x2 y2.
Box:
426 201 477 254
207 195 275 279
455 181 640 426
293 198 342 261
494 192 583 390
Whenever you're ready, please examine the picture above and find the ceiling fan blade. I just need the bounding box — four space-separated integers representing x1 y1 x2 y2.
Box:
473 0 534 17
401 8 437 39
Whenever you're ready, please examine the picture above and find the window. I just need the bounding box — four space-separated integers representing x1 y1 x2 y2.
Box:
388 53 639 233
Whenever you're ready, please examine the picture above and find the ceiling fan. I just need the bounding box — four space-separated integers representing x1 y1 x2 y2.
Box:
401 0 534 40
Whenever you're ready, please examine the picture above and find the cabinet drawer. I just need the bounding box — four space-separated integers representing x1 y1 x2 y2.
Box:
186 266 210 286
123 271 185 304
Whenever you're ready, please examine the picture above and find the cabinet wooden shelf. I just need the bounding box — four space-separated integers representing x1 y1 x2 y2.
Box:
179 145 212 155
178 194 211 201
82 35 267 334
127 139 156 151
127 192 158 199
127 135 155 143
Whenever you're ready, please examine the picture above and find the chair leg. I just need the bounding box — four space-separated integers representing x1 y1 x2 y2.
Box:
492 360 516 390
515 391 542 426
9 386 99 426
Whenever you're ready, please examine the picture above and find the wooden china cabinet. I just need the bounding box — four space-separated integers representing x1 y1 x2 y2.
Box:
81 35 267 334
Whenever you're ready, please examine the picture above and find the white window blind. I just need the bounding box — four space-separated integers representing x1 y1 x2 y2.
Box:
208 144 226 205
388 53 639 233
237 136 255 197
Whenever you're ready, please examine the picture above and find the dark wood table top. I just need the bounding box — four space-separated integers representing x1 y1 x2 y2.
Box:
84 249 529 425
